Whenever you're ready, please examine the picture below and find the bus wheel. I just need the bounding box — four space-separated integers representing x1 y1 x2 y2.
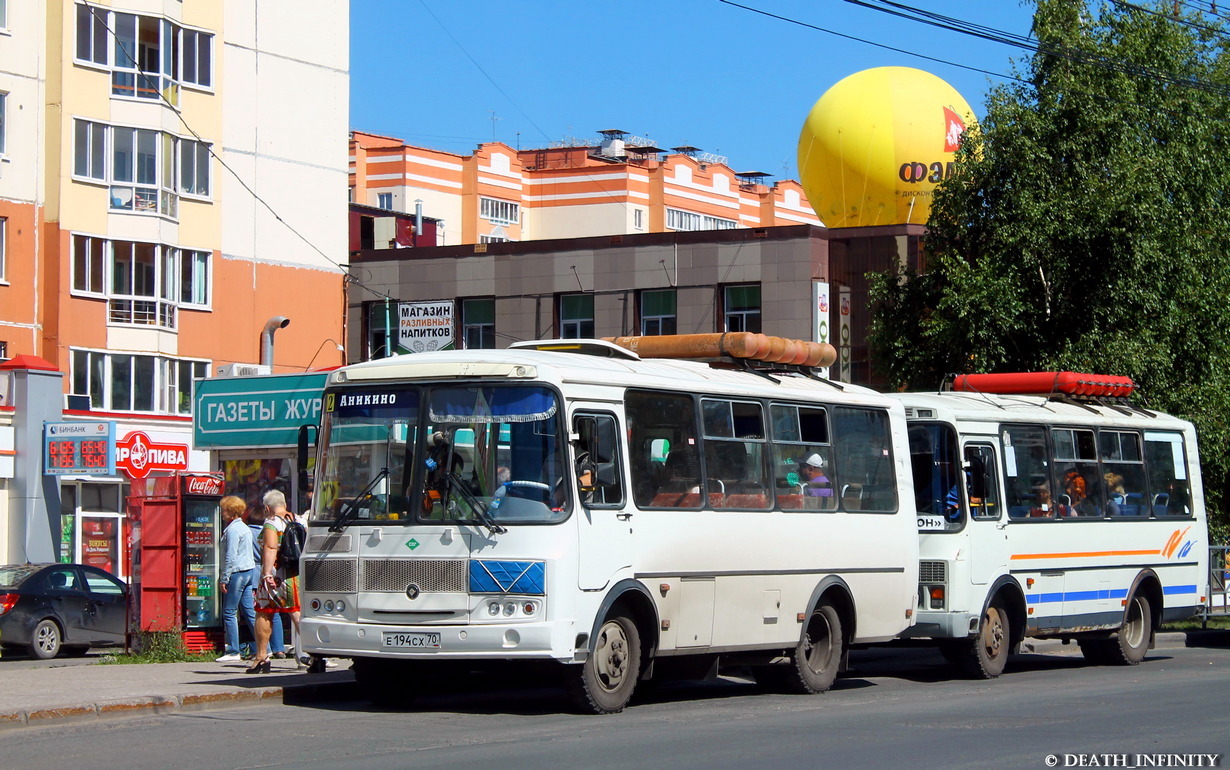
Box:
567 612 641 714
959 604 1009 679
757 603 843 694
353 658 417 708
1082 593 1151 666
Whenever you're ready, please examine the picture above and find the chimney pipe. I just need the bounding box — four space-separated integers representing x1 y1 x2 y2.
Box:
415 199 423 247
260 316 290 367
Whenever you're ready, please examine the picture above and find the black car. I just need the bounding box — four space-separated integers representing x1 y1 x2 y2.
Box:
0 564 129 659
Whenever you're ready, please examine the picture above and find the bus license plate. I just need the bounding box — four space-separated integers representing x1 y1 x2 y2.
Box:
382 631 441 649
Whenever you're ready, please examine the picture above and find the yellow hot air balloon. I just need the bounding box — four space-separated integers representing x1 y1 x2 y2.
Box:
797 67 976 228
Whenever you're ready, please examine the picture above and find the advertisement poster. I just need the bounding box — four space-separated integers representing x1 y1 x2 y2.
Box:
398 300 455 353
839 287 852 383
81 516 118 574
812 281 831 379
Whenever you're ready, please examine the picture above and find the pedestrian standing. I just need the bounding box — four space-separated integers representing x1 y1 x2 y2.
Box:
216 495 258 662
249 489 300 673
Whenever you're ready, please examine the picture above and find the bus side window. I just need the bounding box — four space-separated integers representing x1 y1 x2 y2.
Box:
1144 431 1191 517
573 413 624 508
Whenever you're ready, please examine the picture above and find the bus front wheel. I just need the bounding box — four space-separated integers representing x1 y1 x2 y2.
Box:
567 611 642 714
957 603 1010 679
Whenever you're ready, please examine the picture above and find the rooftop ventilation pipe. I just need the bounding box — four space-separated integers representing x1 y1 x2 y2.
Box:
260 316 290 367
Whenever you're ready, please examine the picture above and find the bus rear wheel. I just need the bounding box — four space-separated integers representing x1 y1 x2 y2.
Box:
956 604 1009 679
1079 592 1151 666
567 612 641 714
755 603 843 694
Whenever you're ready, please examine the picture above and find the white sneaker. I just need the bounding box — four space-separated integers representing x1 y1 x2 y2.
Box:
215 653 242 662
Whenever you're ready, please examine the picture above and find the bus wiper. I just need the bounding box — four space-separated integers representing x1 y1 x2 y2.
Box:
446 471 506 535
330 467 389 533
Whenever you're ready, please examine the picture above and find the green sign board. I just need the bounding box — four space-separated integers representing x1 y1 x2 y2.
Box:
194 372 328 449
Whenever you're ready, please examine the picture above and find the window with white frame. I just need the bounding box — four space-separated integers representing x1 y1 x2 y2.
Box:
73 120 107 181
0 218 6 283
640 289 676 336
559 294 594 339
376 192 392 209
75 6 216 101
479 197 519 225
179 139 210 197
633 209 644 231
71 349 209 415
461 298 495 349
666 208 702 231
74 119 209 215
76 4 109 66
180 28 212 89
478 235 510 243
73 234 211 327
723 284 762 333
0 1 8 30
0 92 6 155
702 215 737 230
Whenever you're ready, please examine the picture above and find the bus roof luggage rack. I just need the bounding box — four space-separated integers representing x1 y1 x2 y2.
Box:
509 339 642 360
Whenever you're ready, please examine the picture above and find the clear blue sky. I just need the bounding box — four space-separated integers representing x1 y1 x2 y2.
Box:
350 0 1038 180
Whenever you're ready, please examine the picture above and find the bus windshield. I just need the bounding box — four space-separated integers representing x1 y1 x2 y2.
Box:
312 384 567 527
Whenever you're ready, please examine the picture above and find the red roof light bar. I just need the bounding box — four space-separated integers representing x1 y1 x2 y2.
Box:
952 372 1137 399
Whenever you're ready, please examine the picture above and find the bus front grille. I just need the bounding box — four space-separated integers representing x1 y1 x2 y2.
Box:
361 559 467 593
303 558 358 593
919 560 947 584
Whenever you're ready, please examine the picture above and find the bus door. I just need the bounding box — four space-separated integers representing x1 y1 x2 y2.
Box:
572 410 633 590
965 442 1007 586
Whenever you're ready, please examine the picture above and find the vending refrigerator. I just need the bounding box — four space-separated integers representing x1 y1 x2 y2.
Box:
126 472 226 651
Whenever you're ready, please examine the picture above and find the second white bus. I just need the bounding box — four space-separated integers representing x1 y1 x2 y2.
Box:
889 374 1208 677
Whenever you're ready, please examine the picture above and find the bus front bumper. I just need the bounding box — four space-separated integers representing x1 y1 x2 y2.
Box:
300 617 576 661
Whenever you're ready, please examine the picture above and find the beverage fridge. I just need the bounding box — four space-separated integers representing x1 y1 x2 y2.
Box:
126 472 226 651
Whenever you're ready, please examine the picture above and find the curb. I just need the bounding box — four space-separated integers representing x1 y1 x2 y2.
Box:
0 686 288 732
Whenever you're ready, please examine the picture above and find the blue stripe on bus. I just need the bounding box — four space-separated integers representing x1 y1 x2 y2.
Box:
1025 585 1197 603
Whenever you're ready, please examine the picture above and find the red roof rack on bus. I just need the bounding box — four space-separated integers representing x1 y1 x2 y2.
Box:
950 372 1138 399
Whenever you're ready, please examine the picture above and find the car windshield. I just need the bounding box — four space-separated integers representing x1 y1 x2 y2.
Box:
311 384 567 526
0 565 44 589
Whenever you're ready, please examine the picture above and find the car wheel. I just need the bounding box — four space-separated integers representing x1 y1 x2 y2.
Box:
31 619 63 660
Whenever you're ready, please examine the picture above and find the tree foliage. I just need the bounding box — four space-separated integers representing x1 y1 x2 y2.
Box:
868 0 1230 535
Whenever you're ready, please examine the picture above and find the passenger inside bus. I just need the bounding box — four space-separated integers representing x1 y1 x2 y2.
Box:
799 453 833 501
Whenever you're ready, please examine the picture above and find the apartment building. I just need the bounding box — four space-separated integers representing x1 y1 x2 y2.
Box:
349 129 822 247
0 1 348 567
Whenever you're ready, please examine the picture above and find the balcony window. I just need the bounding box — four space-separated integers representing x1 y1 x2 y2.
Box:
72 349 208 415
181 29 212 89
480 197 519 225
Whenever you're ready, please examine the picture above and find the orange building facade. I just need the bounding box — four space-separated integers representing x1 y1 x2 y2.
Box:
349 129 821 247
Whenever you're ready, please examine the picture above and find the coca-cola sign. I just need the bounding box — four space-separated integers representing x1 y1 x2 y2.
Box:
183 474 225 497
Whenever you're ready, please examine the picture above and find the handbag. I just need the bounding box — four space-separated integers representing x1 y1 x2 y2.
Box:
255 575 294 610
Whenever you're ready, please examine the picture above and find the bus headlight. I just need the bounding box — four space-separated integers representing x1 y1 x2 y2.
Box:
488 601 501 616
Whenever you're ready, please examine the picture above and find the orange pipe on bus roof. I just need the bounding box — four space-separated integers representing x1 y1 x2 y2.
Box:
602 333 837 368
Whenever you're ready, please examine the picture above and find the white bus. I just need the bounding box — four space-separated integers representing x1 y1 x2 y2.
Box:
890 373 1209 677
298 335 919 713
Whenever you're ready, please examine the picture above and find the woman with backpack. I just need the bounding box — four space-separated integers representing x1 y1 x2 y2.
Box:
248 489 302 673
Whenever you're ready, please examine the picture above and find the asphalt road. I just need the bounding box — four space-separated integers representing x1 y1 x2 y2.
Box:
7 643 1228 769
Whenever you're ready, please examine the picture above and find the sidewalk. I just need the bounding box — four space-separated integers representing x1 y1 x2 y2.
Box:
0 656 355 732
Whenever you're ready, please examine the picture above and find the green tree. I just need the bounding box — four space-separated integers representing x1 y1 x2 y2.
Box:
869 0 1230 535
